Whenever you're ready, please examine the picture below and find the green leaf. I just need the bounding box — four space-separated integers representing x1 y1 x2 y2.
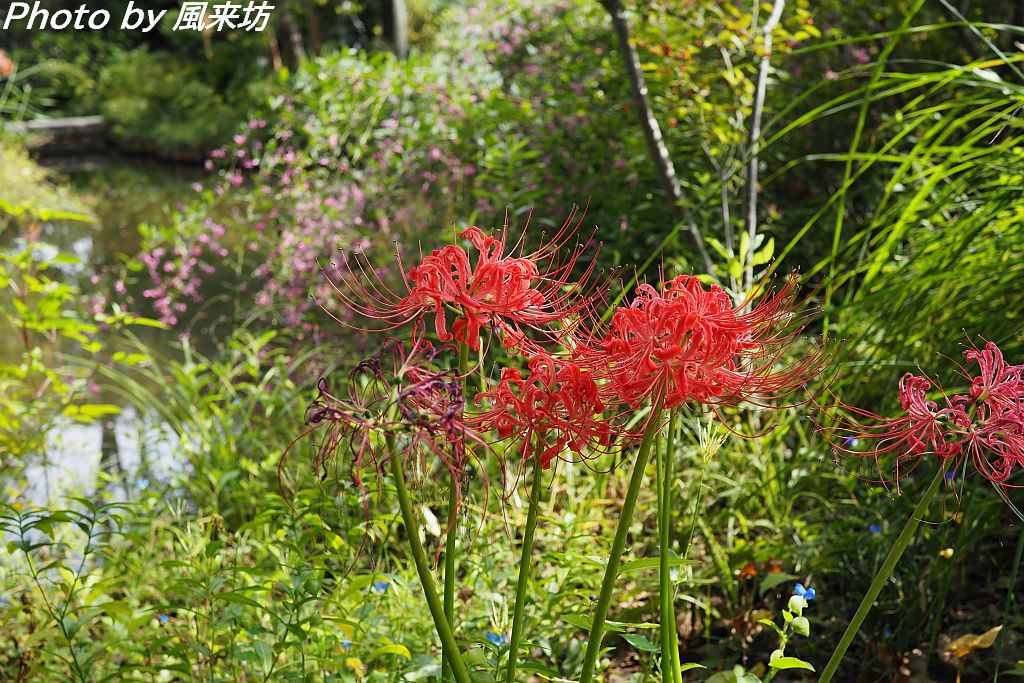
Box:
463 648 490 669
253 640 274 675
368 643 411 661
111 351 152 365
63 404 121 422
758 572 797 596
758 618 784 637
753 237 775 266
621 633 657 653
769 657 815 671
620 556 694 574
561 613 658 634
100 600 132 618
125 316 170 329
212 591 263 609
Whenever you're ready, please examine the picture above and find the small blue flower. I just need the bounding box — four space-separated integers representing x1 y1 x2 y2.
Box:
794 583 816 601
868 524 883 534
135 478 150 490
486 632 509 646
945 470 957 482
843 436 860 448
158 613 170 625
341 640 352 650
371 581 390 594
883 627 893 638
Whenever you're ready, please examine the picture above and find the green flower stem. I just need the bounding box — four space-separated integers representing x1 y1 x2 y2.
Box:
504 448 545 683
667 418 682 681
441 484 459 681
657 413 682 683
819 461 949 683
389 451 472 683
442 342 472 681
579 395 665 683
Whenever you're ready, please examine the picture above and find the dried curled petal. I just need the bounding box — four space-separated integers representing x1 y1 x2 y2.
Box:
282 333 491 536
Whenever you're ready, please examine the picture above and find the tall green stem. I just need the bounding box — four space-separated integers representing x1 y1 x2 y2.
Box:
819 462 949 683
442 342 471 680
579 396 665 683
504 449 545 683
655 413 679 683
657 413 681 683
389 453 473 683
441 485 458 681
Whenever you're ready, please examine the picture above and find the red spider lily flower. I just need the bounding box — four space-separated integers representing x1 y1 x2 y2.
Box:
320 206 611 352
282 335 490 514
471 352 622 471
822 340 1024 491
578 273 827 410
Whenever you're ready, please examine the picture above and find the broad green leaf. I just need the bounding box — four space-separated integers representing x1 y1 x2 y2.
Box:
621 633 657 653
769 657 815 671
758 618 784 637
758 572 797 596
369 643 411 660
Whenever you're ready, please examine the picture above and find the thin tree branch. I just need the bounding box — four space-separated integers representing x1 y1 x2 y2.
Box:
601 0 715 276
743 0 784 291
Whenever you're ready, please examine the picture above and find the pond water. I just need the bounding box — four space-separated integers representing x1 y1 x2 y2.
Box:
6 154 200 506
1 154 203 361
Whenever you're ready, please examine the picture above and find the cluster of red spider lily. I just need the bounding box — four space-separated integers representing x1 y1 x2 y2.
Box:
824 340 1024 490
578 273 827 410
294 208 1024 511
284 209 1022 683
473 356 614 470
300 209 830 497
